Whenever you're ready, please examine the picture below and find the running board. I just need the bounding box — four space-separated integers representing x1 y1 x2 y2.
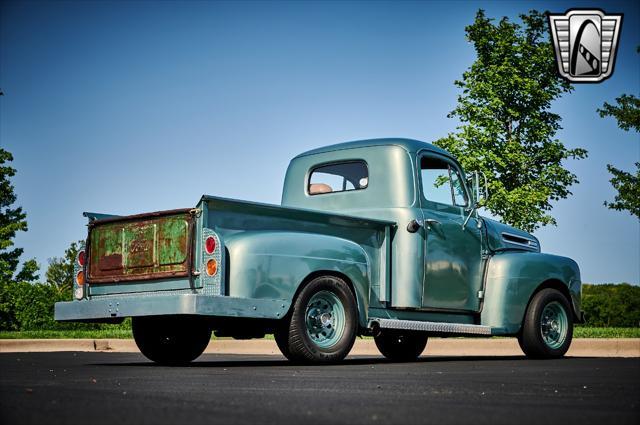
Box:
368 318 492 336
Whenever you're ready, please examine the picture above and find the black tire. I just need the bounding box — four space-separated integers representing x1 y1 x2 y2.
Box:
276 275 357 364
374 330 428 362
132 316 211 365
518 288 574 359
273 322 292 359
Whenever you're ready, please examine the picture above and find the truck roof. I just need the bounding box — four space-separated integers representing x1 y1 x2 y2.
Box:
294 138 452 159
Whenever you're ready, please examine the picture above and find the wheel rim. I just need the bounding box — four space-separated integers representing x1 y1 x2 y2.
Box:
305 290 346 349
540 301 568 349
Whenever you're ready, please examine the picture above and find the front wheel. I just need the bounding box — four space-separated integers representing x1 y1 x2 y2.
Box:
132 316 211 365
518 289 574 359
374 330 428 362
275 275 357 364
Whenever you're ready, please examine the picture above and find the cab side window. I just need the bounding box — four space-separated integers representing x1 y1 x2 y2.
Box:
308 161 368 196
420 156 467 207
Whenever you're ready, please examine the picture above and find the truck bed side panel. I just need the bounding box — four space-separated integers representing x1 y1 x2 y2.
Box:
200 196 394 326
223 231 370 326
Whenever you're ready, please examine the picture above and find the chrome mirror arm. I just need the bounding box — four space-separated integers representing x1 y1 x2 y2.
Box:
462 202 482 231
462 205 474 230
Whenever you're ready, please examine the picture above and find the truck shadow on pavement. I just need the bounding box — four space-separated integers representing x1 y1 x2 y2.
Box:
89 354 569 368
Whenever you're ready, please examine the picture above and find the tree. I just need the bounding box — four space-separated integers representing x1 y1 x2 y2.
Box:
434 10 587 232
46 241 82 296
598 94 640 132
0 148 39 329
0 148 38 283
597 54 640 219
602 165 639 218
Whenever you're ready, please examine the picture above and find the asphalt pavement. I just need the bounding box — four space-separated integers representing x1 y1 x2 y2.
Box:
1 352 638 425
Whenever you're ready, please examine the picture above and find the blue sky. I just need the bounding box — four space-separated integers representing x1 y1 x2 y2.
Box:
1 0 638 284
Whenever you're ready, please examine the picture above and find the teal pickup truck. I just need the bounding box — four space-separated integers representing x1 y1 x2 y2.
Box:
55 138 583 364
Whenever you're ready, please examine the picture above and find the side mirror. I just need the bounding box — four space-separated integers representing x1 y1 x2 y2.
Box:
463 171 489 230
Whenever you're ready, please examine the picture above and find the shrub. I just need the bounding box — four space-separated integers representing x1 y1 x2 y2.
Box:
581 283 640 327
0 280 128 331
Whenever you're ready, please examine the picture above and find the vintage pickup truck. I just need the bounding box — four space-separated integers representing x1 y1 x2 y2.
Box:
55 138 583 364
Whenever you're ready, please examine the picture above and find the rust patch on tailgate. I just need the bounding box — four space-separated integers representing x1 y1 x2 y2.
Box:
87 208 195 283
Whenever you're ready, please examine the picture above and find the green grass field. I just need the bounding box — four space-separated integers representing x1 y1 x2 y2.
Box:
0 326 638 339
573 327 640 338
0 329 134 339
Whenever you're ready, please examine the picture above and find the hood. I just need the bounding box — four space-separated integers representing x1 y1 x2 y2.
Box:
482 217 540 253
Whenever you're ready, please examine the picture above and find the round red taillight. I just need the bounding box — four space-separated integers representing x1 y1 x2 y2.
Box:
205 236 216 254
78 250 86 267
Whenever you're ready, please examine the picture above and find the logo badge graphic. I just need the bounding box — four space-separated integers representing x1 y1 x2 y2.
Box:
548 9 623 83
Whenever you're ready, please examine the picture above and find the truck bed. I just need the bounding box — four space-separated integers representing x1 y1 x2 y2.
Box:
83 195 395 299
57 195 395 324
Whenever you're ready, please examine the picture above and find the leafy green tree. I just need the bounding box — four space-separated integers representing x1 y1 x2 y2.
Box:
602 165 640 218
0 148 39 329
598 94 640 132
434 10 587 232
597 53 640 219
0 148 38 283
45 241 81 297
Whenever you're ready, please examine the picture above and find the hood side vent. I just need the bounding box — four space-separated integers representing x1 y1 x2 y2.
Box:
501 232 539 250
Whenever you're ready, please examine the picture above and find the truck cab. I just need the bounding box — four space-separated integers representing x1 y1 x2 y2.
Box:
56 138 582 364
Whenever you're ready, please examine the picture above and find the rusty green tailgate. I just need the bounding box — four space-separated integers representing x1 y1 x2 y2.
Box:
87 209 195 283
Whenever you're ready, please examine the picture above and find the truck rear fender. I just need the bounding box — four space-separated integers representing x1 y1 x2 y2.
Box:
481 251 582 334
223 231 371 328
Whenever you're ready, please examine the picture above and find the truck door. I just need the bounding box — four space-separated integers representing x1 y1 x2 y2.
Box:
418 152 484 312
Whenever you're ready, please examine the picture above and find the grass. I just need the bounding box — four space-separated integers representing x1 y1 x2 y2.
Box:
0 326 639 339
0 329 133 339
573 326 640 338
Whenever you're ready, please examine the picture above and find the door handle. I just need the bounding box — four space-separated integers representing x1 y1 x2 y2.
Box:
407 218 441 233
406 219 423 233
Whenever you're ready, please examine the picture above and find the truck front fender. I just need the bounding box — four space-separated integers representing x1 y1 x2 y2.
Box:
224 231 371 328
481 251 582 334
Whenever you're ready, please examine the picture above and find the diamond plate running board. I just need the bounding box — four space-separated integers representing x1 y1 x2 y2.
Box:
368 318 492 336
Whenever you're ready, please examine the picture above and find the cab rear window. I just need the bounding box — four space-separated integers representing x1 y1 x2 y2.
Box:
308 161 368 196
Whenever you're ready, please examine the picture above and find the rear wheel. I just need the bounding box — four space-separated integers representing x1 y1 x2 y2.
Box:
374 330 428 362
275 275 357 364
132 316 211 365
518 288 573 359
274 322 292 359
